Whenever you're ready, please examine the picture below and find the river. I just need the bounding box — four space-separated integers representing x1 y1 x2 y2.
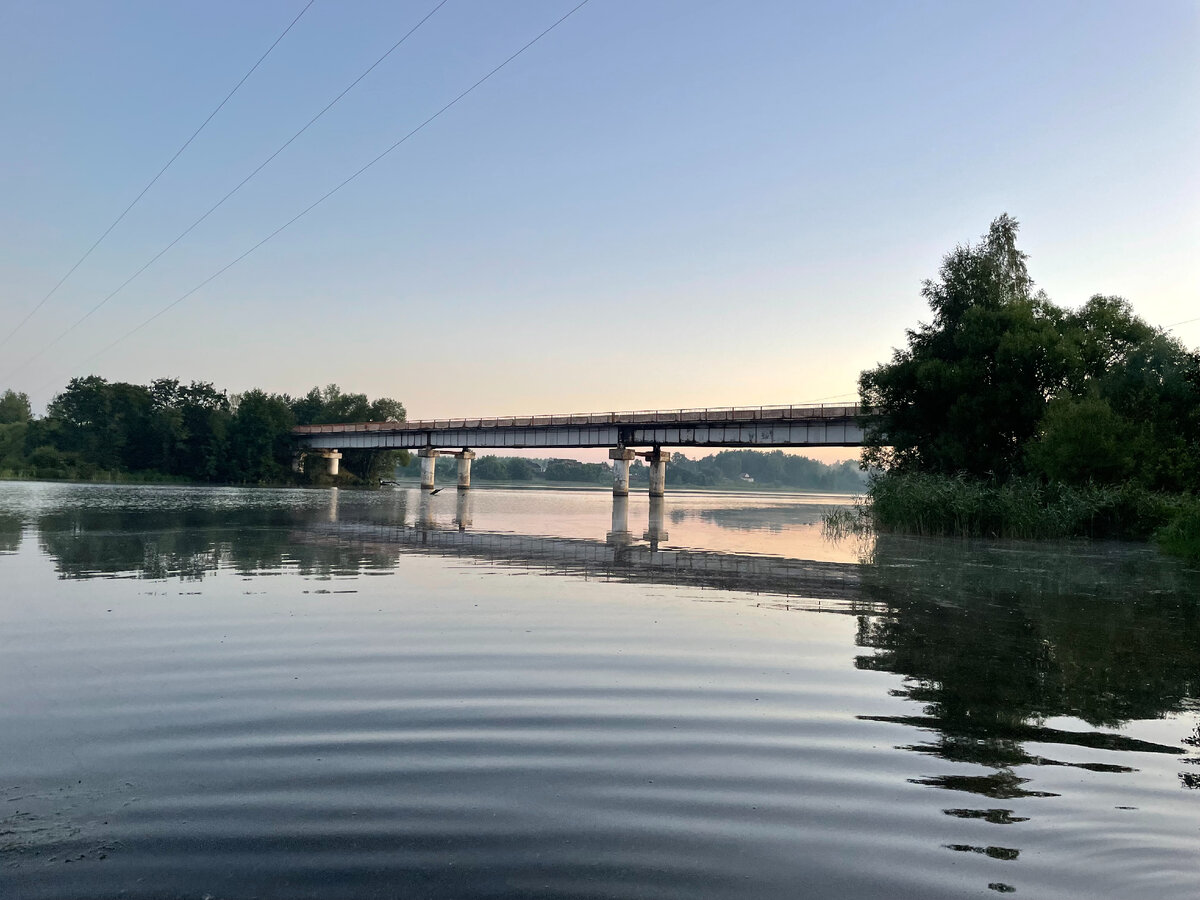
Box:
1 481 1197 899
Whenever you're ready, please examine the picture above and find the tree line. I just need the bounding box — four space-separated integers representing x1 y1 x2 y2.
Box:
397 449 865 491
0 379 407 484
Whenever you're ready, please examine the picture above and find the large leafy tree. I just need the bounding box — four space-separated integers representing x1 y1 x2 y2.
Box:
1032 298 1200 491
861 216 1200 489
46 376 151 471
226 389 296 483
0 389 31 424
860 215 1069 479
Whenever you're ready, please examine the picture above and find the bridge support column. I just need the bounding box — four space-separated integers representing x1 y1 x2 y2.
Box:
642 448 669 497
609 447 636 496
455 450 476 490
419 447 438 490
321 449 342 476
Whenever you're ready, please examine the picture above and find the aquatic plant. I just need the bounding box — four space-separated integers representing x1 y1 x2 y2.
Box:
852 472 1195 547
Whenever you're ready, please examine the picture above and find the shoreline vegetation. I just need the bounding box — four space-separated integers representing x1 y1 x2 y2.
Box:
840 215 1199 562
0 380 864 495
0 381 409 488
824 474 1200 561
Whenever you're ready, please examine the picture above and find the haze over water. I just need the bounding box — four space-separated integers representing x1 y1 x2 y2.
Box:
1 481 1197 899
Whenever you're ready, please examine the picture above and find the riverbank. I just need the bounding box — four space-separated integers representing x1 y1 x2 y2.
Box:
827 473 1200 561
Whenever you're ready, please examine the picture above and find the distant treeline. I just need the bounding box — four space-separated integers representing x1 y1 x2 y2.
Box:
0 379 407 484
398 449 865 492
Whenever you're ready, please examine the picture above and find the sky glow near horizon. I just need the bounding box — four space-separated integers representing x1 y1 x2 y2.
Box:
1 0 1197 457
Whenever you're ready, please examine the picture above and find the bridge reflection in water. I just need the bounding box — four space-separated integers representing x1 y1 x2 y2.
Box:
309 489 866 607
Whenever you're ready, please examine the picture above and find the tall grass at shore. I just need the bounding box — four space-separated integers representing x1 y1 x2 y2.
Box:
826 473 1200 561
1155 506 1200 562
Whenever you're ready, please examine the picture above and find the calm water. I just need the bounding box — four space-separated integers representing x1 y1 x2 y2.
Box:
1 481 1197 899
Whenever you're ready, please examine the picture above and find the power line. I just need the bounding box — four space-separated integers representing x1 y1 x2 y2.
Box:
4 0 450 384
1166 315 1199 330
40 0 592 390
0 0 316 353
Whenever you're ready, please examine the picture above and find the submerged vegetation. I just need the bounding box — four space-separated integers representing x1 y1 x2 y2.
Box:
853 215 1199 560
0 380 407 486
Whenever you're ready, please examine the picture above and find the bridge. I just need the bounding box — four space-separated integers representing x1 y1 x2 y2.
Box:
293 402 865 496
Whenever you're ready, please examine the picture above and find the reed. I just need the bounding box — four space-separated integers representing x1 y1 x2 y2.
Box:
836 473 1199 559
1154 505 1200 562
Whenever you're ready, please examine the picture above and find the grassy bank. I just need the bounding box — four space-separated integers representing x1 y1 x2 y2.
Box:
832 473 1200 561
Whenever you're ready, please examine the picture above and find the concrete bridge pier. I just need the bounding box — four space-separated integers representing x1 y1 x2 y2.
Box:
320 449 342 476
455 450 476 490
609 448 636 496
419 448 438 490
641 448 669 497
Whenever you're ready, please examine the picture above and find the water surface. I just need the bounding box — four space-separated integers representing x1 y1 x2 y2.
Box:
1 482 1197 899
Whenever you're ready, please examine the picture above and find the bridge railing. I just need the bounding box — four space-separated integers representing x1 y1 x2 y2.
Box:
293 402 862 435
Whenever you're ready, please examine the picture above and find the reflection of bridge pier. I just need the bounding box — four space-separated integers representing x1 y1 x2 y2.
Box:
606 494 633 546
417 491 435 529
643 495 668 550
454 491 473 531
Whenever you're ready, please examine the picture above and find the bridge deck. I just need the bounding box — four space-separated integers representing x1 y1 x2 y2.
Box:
294 403 865 450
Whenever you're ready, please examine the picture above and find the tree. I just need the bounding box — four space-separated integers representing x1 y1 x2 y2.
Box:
505 458 538 480
860 215 1071 479
175 381 232 481
860 216 1200 492
0 389 31 424
226 390 296 483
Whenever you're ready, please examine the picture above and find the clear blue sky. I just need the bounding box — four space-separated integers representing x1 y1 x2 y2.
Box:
2 0 1197 429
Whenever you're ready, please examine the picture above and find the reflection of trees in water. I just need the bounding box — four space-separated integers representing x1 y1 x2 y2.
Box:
856 535 1199 727
1183 725 1200 790
853 534 1200 877
36 502 407 581
0 513 21 553
668 504 827 532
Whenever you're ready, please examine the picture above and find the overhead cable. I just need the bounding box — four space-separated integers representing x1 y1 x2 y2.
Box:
4 0 450 384
44 0 591 388
0 0 316 353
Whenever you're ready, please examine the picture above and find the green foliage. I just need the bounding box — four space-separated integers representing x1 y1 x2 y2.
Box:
1 377 406 486
862 472 1187 541
469 455 539 481
0 389 31 424
292 384 404 426
544 458 610 483
1025 393 1136 484
668 450 865 491
860 216 1200 490
1155 504 1200 562
227 390 296 483
858 214 1200 547
860 215 1069 479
